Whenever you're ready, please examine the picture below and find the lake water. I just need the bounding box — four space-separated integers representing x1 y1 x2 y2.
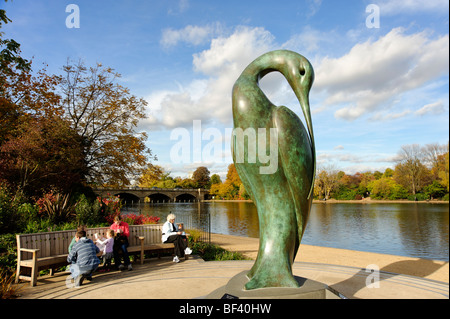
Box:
125 201 449 261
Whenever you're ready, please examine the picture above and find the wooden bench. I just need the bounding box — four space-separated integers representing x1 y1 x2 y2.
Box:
15 224 186 286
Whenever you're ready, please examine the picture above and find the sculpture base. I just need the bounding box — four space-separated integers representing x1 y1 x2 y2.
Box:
204 271 343 299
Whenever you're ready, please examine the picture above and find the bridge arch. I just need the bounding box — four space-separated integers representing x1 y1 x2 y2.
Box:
114 192 140 205
175 193 197 202
147 193 172 203
93 187 210 203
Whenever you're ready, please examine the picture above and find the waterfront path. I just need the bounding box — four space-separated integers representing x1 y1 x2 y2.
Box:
16 233 448 299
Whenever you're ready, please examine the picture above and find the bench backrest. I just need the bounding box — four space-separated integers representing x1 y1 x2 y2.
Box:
16 224 164 260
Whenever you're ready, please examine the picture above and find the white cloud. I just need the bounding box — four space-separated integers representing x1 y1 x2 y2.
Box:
145 26 276 130
307 0 323 17
146 25 448 143
415 100 445 116
281 25 334 55
314 28 449 121
167 0 189 15
369 110 412 121
160 23 223 48
192 26 274 76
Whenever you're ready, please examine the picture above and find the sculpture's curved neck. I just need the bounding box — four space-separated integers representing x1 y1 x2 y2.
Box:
241 54 289 86
238 51 316 200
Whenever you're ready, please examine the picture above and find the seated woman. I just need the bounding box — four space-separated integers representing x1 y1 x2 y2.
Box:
110 215 132 270
162 213 192 263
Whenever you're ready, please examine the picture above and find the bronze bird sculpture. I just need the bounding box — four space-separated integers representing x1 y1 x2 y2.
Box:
231 50 316 289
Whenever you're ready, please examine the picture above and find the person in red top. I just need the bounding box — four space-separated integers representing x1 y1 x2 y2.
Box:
110 215 132 270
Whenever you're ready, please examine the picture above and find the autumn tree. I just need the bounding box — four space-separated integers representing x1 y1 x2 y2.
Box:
0 5 82 196
208 164 243 199
192 166 210 189
139 164 171 187
436 152 449 191
422 143 448 173
60 61 151 186
222 164 243 199
314 165 341 200
0 115 86 196
427 142 449 190
394 144 431 195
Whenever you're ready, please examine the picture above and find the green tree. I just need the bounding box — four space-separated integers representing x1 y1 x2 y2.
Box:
368 178 408 200
423 181 447 199
0 2 31 73
383 168 394 178
210 174 222 185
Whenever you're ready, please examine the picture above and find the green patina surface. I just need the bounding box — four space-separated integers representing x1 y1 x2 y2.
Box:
231 50 316 289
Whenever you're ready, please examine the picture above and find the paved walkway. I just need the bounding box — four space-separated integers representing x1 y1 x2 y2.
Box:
16 234 449 299
17 257 448 299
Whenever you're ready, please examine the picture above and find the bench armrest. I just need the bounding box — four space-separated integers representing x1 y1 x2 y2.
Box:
135 236 145 265
20 248 40 253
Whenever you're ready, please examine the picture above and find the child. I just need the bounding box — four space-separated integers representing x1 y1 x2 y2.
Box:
69 225 86 253
94 229 114 271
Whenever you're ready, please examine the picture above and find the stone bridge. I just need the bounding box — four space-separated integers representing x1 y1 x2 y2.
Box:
93 187 210 204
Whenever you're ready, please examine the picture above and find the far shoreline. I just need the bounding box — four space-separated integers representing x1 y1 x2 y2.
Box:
203 198 449 204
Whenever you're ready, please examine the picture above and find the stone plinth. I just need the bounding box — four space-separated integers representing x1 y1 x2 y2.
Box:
204 271 343 299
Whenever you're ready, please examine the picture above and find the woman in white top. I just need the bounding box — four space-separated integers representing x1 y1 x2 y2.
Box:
162 213 192 262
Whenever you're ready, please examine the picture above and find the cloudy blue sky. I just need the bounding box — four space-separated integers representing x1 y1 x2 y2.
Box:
2 0 449 180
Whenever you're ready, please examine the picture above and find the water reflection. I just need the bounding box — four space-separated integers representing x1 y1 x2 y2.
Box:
130 201 449 261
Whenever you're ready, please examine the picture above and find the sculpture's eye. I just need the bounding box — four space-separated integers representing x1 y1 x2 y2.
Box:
300 68 306 76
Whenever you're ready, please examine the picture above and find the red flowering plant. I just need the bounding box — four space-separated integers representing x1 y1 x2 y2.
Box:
98 194 160 225
97 193 122 224
121 213 160 225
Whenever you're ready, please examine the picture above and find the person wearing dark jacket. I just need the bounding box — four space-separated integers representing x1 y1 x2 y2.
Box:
67 230 100 287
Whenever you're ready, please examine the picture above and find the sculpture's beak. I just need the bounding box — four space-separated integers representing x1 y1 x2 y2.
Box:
294 85 316 199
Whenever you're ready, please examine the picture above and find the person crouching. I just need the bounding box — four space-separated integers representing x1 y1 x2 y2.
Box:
67 230 100 287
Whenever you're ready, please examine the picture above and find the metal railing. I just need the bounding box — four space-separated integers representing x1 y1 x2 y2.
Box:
175 212 211 244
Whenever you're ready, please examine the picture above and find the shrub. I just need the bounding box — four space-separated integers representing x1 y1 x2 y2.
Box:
0 269 22 299
74 194 106 225
190 242 248 261
0 234 17 273
407 193 428 201
36 192 75 224
187 229 203 243
0 186 28 233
